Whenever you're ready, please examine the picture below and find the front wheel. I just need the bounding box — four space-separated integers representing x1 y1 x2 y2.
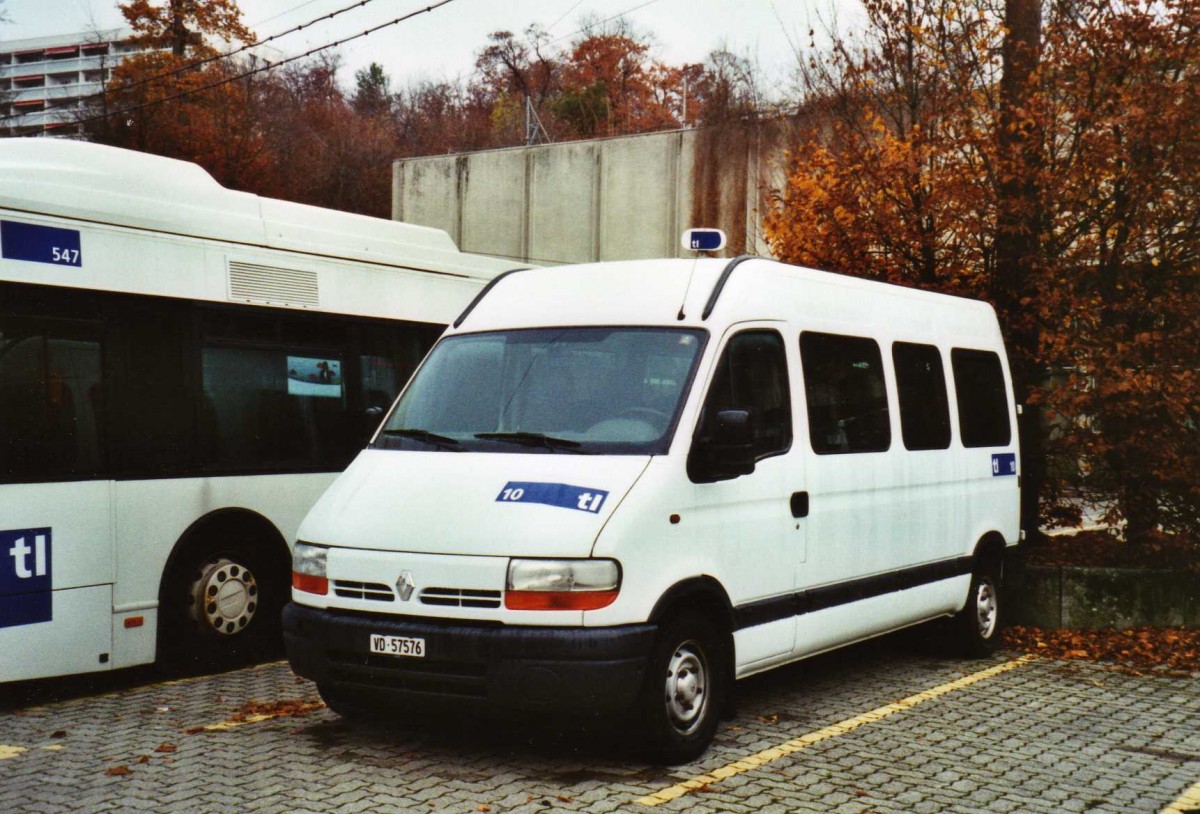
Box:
954 560 1002 657
637 610 730 764
318 684 373 722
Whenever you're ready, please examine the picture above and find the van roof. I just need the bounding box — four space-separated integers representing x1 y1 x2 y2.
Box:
0 138 515 279
453 257 1002 345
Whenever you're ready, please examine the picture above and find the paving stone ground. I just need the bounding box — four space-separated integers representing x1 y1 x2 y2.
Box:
1 633 1197 813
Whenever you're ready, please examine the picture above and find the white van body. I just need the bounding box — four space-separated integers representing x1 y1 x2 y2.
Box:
284 257 1020 760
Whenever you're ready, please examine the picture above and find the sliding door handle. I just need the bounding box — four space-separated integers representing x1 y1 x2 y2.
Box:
790 491 809 518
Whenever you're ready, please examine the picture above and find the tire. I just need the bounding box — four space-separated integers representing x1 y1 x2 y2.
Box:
637 610 730 764
954 559 1002 658
158 538 285 671
317 684 373 722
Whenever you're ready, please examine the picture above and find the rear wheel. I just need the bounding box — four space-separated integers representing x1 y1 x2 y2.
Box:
159 538 285 671
954 559 1002 657
637 610 729 764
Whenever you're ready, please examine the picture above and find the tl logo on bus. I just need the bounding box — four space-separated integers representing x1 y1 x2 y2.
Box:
0 528 52 629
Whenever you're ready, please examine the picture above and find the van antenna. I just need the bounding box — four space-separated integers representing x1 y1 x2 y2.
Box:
677 255 700 321
676 229 727 320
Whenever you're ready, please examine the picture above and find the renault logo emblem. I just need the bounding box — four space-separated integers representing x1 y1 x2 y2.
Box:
396 571 416 602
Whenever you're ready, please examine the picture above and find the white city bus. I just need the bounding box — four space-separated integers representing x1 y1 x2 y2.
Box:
0 139 518 682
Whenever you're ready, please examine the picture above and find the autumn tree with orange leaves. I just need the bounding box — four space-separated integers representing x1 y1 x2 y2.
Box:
90 0 267 190
766 0 1200 541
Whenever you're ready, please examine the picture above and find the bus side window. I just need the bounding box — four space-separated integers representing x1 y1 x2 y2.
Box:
951 349 1011 447
800 332 891 455
0 321 103 481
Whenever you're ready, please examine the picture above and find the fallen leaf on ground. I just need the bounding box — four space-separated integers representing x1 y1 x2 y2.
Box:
1003 626 1200 674
228 698 324 722
104 766 132 777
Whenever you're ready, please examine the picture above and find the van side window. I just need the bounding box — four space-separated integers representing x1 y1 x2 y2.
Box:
800 332 891 454
951 348 1011 447
697 330 791 459
892 342 951 451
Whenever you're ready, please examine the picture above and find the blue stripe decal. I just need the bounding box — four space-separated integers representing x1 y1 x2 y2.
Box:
1 527 53 629
1 221 82 267
496 481 610 513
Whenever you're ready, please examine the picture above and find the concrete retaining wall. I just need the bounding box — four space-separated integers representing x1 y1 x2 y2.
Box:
1007 564 1200 629
392 121 796 265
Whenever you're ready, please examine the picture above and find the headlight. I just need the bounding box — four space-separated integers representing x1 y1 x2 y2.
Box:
292 542 328 595
505 559 620 610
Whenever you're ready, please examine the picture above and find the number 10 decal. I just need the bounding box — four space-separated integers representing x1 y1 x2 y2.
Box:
496 482 610 514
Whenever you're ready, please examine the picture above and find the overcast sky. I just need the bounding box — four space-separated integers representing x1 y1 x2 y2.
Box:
1 0 865 95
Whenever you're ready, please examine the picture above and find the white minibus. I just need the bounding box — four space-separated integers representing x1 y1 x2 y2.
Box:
284 256 1021 762
0 138 518 683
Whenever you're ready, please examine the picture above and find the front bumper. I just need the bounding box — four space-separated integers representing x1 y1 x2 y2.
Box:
283 602 656 713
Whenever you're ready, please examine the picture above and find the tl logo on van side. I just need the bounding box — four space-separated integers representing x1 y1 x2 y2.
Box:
396 571 416 602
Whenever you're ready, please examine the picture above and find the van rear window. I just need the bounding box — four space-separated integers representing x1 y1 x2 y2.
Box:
950 348 1011 447
892 342 951 451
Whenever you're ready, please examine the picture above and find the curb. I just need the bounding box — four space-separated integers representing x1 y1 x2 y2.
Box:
1007 562 1200 629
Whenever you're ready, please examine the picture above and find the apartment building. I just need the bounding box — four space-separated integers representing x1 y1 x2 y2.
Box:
0 28 149 136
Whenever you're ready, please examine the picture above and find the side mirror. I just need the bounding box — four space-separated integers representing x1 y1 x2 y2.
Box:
688 409 756 482
363 406 385 443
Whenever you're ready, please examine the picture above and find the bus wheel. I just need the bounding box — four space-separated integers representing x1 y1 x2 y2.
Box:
188 556 260 637
160 540 283 670
955 559 1002 658
637 610 729 764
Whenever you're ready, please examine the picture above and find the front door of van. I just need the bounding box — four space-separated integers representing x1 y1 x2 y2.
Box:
688 325 801 670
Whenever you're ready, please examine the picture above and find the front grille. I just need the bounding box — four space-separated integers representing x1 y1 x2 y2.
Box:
419 587 502 609
333 581 395 602
328 650 487 698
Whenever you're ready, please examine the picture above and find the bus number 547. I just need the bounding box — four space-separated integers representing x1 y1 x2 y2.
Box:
51 247 80 264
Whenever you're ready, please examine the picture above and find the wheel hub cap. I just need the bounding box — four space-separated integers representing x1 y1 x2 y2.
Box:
664 642 708 734
189 557 258 636
976 580 998 639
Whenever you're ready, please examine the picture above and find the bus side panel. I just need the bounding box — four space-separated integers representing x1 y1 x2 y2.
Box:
0 482 116 680
0 585 114 681
109 473 338 610
0 481 114 594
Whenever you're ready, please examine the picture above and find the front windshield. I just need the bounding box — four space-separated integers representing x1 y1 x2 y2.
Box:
375 327 707 455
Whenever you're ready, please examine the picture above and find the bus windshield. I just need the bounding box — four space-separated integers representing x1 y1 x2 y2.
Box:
376 327 708 455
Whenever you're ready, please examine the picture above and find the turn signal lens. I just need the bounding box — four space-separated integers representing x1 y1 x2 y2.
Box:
292 572 329 595
505 589 619 611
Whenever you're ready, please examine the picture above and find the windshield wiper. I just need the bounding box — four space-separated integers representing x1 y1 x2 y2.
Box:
474 431 586 452
380 428 463 451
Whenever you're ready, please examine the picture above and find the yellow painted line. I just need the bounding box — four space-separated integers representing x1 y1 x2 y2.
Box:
636 655 1037 807
0 745 28 760
1162 779 1200 814
199 713 279 732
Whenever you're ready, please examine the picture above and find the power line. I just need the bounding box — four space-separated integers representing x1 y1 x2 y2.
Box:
547 0 666 47
1 0 386 126
250 0 327 29
63 0 459 130
547 0 587 33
